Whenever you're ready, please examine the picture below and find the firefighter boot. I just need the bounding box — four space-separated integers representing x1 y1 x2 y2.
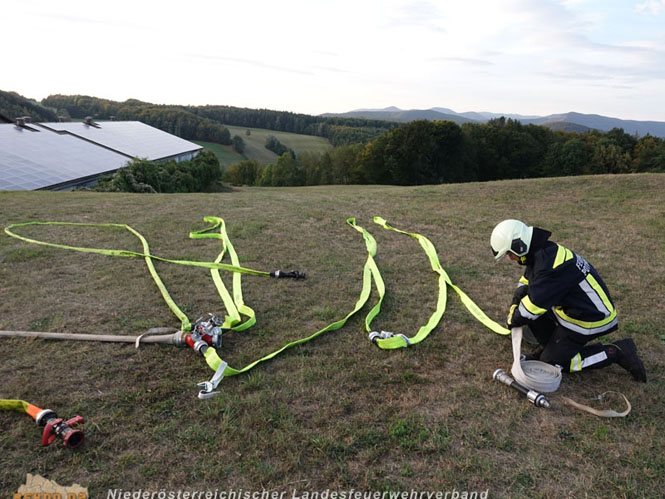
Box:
611 338 647 382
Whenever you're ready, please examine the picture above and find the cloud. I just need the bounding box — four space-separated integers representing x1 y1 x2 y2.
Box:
317 66 354 74
537 56 665 84
190 55 314 76
384 1 447 33
431 56 493 67
33 11 148 30
313 50 340 58
636 0 665 14
473 1 665 81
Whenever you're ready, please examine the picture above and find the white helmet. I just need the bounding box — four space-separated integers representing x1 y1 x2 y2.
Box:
490 220 533 261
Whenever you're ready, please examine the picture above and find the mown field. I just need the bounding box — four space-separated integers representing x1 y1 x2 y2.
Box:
193 141 245 167
1 174 664 497
195 127 332 169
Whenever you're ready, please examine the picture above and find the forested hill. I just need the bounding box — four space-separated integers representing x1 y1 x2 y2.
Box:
5 90 664 189
2 89 396 148
523 112 665 138
40 94 233 145
325 107 665 138
320 108 476 125
183 104 397 145
40 94 397 146
0 90 232 144
37 95 398 145
0 90 58 122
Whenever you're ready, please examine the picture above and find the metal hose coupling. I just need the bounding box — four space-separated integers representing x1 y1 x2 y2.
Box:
493 368 551 409
270 270 306 279
193 340 209 354
192 314 224 348
369 330 392 343
35 409 85 449
369 331 411 345
197 360 229 399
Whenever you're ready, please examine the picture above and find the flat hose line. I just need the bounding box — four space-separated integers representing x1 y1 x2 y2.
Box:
0 399 41 420
3 217 388 379
4 215 633 417
4 216 509 379
368 217 509 350
203 217 515 378
4 218 266 333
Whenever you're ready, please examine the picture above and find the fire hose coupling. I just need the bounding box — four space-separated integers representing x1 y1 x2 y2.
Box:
369 330 393 342
197 360 229 399
187 314 227 350
369 331 411 346
270 270 306 279
492 369 551 409
173 330 188 348
193 340 208 354
35 409 84 449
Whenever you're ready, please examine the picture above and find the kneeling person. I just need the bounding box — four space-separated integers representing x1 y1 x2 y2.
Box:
490 219 646 382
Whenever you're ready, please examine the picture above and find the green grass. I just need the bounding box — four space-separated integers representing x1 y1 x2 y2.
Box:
1 174 664 497
192 140 245 168
195 127 332 169
225 125 332 164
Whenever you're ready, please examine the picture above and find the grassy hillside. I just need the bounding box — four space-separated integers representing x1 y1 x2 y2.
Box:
1 174 664 497
195 127 332 168
226 125 333 163
192 140 245 167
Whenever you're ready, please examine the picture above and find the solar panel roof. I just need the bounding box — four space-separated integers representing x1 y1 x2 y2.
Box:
38 121 202 161
0 124 131 190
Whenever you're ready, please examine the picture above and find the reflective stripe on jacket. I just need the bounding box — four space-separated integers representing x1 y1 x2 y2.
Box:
512 240 617 335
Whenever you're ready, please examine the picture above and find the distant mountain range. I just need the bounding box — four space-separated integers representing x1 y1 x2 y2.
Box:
321 107 665 138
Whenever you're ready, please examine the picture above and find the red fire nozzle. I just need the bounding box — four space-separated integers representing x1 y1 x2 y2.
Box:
37 410 85 449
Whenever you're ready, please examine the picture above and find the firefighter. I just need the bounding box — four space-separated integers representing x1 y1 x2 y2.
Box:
491 219 646 382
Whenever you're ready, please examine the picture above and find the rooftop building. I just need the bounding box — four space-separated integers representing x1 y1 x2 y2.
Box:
0 119 203 190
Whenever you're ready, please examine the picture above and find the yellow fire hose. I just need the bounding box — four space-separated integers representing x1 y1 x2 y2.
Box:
2 216 634 417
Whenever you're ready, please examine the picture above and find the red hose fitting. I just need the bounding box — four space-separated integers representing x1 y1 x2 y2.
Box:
184 333 213 349
40 414 85 449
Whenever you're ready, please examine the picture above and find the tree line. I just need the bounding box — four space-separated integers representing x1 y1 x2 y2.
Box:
42 95 232 145
265 135 295 158
94 150 222 193
224 118 665 187
184 105 398 145
6 90 664 189
40 94 396 146
0 90 58 122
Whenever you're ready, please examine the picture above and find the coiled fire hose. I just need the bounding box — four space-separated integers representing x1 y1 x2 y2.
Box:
510 326 562 393
492 326 631 417
0 399 84 449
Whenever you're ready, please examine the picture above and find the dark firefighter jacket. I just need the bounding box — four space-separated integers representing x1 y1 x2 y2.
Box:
509 228 618 336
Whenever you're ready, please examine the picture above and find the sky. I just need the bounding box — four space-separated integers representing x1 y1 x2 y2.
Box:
4 0 665 121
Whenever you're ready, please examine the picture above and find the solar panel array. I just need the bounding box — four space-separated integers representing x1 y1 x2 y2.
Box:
39 121 202 161
1 120 203 190
0 124 131 190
